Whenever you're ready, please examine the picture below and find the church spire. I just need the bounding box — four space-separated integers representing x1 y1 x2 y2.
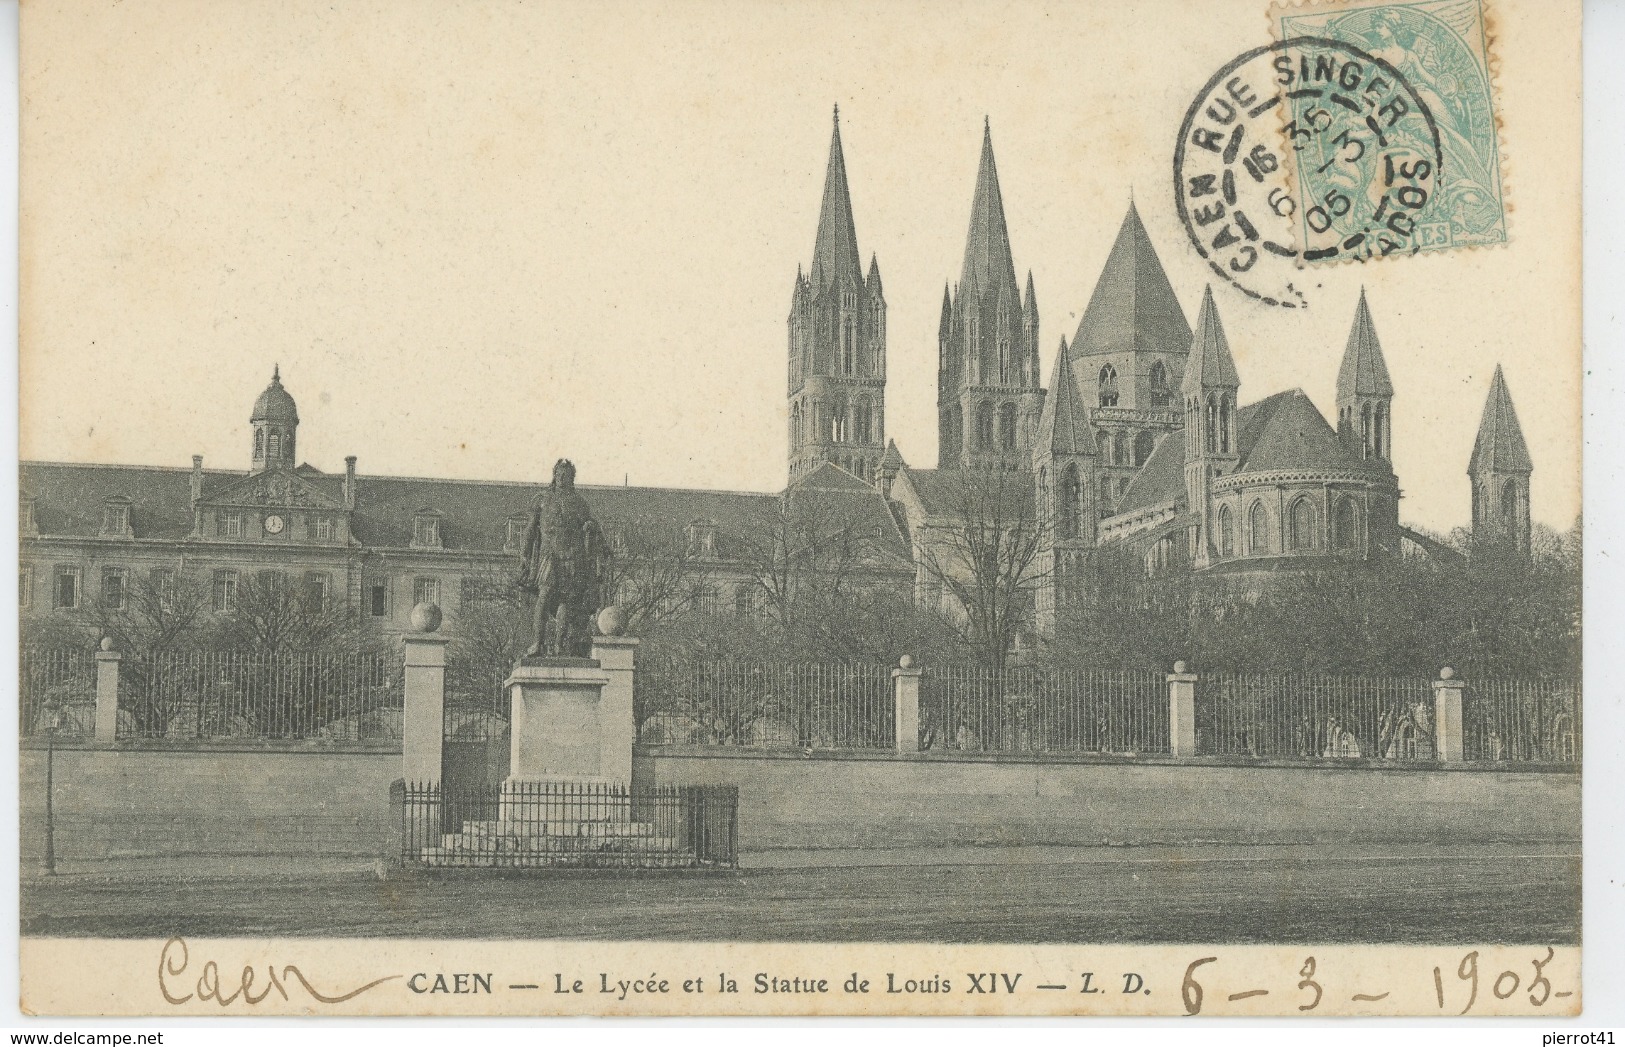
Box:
1469 364 1534 554
1072 202 1191 360
1337 289 1394 399
1181 286 1240 396
960 118 1019 299
1470 365 1533 476
809 105 863 288
1035 337 1095 457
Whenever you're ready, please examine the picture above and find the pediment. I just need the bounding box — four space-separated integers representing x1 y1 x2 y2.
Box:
203 468 344 510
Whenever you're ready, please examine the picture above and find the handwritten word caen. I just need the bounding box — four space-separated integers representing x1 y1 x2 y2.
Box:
159 937 403 1007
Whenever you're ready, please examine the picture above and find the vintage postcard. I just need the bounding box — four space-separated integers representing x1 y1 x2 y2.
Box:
14 0 1582 1018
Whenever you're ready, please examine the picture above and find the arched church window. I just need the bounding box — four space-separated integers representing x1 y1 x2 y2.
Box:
1361 403 1374 459
998 340 1010 385
1217 505 1235 557
1134 431 1155 467
1099 365 1119 407
1502 480 1521 532
268 433 281 460
1333 497 1358 550
1148 361 1171 407
1205 395 1218 453
1219 395 1233 454
254 430 265 458
1288 496 1318 551
1248 501 1269 554
843 320 856 375
1098 476 1113 513
999 402 1018 452
1113 432 1127 467
1374 403 1388 459
1099 431 1114 466
976 402 994 450
1059 464 1080 539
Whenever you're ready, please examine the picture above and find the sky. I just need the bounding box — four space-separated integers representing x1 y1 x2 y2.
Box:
18 0 1580 534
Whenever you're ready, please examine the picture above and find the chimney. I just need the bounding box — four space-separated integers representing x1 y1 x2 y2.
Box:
343 456 357 509
190 455 203 504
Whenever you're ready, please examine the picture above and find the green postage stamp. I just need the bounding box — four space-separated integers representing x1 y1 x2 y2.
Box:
1272 0 1508 254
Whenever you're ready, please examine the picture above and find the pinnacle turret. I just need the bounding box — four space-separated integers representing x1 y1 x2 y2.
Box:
1181 286 1241 395
1337 289 1394 400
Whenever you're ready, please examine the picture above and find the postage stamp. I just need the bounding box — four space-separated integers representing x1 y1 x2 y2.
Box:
1173 37 1443 306
1272 0 1509 254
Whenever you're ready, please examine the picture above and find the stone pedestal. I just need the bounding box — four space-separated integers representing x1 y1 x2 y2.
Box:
505 658 615 782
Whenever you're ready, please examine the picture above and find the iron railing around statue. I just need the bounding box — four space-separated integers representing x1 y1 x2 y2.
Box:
920 666 1169 754
400 781 739 869
119 650 404 741
636 658 894 749
1462 676 1581 763
20 648 97 738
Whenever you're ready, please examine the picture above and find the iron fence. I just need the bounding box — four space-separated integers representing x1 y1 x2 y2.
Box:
1463 677 1581 763
1198 672 1435 759
119 650 403 741
445 668 510 743
637 659 894 749
400 780 739 869
921 665 1168 754
20 648 97 738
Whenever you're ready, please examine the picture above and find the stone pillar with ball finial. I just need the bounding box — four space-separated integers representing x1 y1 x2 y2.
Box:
402 601 450 785
1167 660 1199 758
1433 667 1466 762
891 655 922 753
588 605 638 785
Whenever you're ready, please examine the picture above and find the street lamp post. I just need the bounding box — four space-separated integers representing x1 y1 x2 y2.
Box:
41 697 63 876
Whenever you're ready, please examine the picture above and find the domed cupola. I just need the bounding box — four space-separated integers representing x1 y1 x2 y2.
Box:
250 365 299 473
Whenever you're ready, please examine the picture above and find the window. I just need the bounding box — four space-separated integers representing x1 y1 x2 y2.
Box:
305 572 329 610
1219 395 1232 454
212 569 238 614
1289 496 1318 551
855 403 872 445
1361 403 1374 459
20 566 32 609
734 587 753 618
413 577 440 607
692 585 720 616
413 514 441 548
313 516 334 540
219 513 243 538
1247 501 1269 554
103 503 129 535
1502 480 1521 532
101 566 128 610
1059 464 1081 539
1134 431 1156 467
999 402 1018 452
1332 497 1358 550
367 583 389 618
53 565 80 610
1148 360 1171 406
998 339 1010 384
687 521 717 559
254 429 265 457
1113 432 1127 466
1099 431 1114 466
975 402 994 450
1098 476 1113 514
842 319 856 375
1099 365 1119 407
268 433 281 460
1205 395 1219 453
151 567 177 609
1217 505 1235 557
505 517 526 550
20 498 36 534
1145 536 1174 576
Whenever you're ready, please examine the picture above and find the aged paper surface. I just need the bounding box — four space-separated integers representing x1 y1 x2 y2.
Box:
16 0 1581 1018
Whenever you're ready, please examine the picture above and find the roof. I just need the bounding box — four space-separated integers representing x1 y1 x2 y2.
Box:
1337 290 1394 399
1114 429 1187 515
19 459 913 565
251 367 299 425
793 461 873 492
1181 285 1240 394
898 466 1035 517
1109 389 1386 517
959 120 1019 301
808 107 864 288
1071 202 1192 359
1034 339 1095 456
1469 365 1533 474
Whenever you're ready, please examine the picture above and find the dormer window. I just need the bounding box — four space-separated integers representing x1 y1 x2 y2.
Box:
412 512 442 549
102 498 132 536
505 516 527 551
218 513 244 539
686 520 717 560
312 515 334 541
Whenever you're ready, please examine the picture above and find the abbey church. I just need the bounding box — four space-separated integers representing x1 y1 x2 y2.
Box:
19 110 1536 643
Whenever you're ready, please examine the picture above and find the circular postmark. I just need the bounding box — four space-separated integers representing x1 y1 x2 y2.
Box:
1173 37 1443 308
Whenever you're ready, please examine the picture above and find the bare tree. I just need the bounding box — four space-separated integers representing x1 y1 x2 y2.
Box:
208 569 365 655
596 522 716 635
915 468 1052 672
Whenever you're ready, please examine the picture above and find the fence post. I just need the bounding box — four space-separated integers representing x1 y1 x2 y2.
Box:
1433 667 1466 762
1167 660 1198 757
590 633 639 785
94 638 121 743
402 609 450 786
892 655 922 753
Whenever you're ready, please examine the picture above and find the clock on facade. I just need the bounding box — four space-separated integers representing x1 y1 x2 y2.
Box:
264 514 285 535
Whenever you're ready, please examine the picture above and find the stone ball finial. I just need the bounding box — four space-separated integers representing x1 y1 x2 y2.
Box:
100 636 114 652
595 605 627 638
899 654 914 669
1440 666 1455 680
409 602 442 633
1173 660 1187 674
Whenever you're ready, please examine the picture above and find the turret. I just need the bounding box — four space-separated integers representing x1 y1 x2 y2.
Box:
1182 287 1241 567
1336 289 1395 465
250 366 299 474
1469 365 1534 555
